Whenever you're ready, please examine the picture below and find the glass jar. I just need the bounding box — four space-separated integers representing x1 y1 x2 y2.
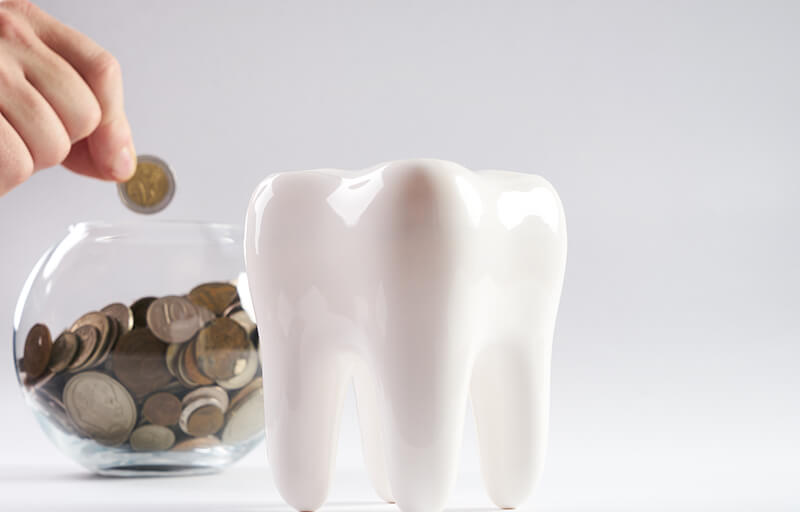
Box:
12 221 265 476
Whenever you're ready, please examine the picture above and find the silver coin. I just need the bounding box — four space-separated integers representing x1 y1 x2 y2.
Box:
221 386 264 445
63 371 137 446
129 424 176 452
146 295 201 344
216 343 258 391
117 154 176 214
178 396 224 436
182 385 229 412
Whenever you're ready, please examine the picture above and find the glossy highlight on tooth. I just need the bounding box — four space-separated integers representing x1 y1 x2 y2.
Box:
244 159 568 512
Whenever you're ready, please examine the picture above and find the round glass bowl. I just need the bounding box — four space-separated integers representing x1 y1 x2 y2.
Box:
13 221 265 476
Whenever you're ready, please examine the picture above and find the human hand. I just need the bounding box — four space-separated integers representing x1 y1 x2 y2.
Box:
0 0 136 197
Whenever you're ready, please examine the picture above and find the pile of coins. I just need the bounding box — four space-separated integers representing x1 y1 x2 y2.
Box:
17 282 265 452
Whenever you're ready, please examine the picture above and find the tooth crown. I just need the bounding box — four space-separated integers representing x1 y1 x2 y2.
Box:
245 159 567 512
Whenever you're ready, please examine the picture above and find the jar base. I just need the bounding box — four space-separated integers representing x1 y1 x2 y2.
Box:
96 465 221 477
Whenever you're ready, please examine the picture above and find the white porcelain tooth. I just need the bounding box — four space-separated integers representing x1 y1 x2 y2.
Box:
245 159 567 512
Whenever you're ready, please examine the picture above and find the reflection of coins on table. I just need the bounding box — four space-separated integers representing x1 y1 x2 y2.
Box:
117 154 175 214
130 424 175 452
147 296 201 344
23 323 52 379
63 371 136 446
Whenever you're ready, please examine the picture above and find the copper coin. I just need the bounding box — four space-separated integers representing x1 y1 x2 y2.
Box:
180 398 224 437
111 328 173 397
90 315 119 368
22 324 52 378
69 325 99 371
101 303 134 335
147 296 201 344
142 392 182 426
188 282 238 316
195 318 250 381
182 339 214 386
131 296 156 327
48 331 79 373
171 436 220 451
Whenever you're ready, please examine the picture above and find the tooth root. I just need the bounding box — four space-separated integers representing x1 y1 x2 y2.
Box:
353 363 394 503
375 332 472 512
262 341 350 511
470 340 552 509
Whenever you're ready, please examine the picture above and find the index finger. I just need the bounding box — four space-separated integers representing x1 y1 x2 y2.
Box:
16 1 136 180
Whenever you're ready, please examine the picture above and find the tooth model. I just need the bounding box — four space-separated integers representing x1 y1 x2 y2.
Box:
244 159 567 512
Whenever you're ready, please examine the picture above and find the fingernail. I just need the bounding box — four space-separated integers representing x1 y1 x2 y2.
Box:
112 146 135 181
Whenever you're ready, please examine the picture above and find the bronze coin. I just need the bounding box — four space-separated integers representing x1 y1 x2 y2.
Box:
22 324 52 378
131 297 156 327
195 318 250 381
90 315 120 368
111 328 173 397
188 282 238 316
222 301 243 318
142 392 181 426
185 403 224 437
101 303 134 335
48 331 79 373
171 436 220 451
165 343 182 378
69 325 99 371
182 339 214 386
147 296 201 344
70 312 111 346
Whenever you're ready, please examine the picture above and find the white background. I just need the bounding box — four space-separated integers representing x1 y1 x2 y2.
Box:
0 1 798 510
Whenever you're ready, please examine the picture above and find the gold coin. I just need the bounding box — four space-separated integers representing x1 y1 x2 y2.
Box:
117 155 175 214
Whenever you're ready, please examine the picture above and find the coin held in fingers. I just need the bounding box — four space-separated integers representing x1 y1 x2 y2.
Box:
118 154 175 214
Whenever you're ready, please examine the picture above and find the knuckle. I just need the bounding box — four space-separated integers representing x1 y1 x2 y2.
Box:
0 7 31 45
69 98 101 141
87 50 121 86
39 132 71 169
